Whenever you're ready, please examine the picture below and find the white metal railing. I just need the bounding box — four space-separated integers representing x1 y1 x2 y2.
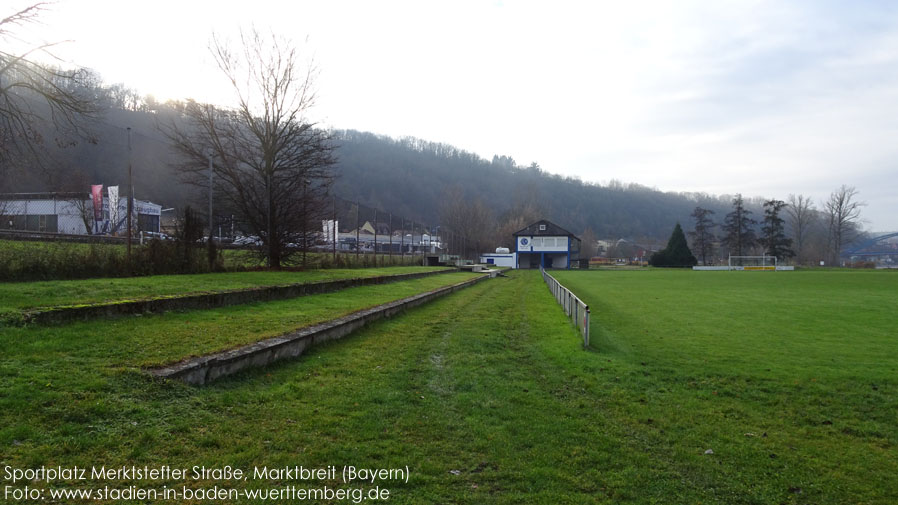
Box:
540 266 590 347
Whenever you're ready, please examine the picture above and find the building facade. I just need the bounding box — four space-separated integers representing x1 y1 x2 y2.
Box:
513 219 581 269
0 192 161 235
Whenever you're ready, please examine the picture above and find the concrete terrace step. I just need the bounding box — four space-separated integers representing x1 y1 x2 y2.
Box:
149 273 491 385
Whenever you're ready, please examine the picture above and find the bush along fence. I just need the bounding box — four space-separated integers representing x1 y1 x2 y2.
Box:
540 266 590 347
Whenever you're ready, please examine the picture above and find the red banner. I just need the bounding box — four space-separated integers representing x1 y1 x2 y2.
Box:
91 184 103 221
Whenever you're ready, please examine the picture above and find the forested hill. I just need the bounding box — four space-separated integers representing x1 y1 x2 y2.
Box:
8 94 753 241
5 106 192 211
331 130 743 239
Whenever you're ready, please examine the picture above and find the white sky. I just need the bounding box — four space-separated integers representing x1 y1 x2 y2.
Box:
15 0 898 230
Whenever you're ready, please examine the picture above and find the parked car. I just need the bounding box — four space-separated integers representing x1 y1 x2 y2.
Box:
143 231 172 241
233 235 262 246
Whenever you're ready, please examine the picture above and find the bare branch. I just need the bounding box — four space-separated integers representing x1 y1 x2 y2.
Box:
163 28 336 268
0 2 99 175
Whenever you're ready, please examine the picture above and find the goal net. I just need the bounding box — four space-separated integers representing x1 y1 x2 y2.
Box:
728 255 777 270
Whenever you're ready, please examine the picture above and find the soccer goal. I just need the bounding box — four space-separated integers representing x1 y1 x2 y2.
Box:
728 255 777 270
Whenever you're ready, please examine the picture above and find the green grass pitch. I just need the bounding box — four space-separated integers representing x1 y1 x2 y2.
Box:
0 268 895 503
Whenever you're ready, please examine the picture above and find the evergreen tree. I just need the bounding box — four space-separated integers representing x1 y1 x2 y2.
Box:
650 223 697 267
760 199 794 260
722 194 757 256
689 206 716 265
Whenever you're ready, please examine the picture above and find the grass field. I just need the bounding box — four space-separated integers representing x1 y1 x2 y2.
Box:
553 268 898 503
0 269 895 503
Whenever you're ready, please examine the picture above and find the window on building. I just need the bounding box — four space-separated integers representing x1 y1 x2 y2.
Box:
24 214 58 232
539 224 546 231
137 214 160 233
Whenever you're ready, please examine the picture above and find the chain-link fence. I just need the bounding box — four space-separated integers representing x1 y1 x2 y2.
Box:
324 196 494 266
315 197 442 267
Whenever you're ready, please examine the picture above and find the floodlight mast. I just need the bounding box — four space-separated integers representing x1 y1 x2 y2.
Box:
127 127 133 266
208 152 214 241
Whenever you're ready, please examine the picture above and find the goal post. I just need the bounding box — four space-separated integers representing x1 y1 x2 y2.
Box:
694 255 793 271
728 255 777 270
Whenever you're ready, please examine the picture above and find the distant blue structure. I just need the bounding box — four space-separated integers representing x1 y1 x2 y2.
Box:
842 232 898 258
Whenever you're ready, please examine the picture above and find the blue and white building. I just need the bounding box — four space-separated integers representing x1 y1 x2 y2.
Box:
513 219 581 269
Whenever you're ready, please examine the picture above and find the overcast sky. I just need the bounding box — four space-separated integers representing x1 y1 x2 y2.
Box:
19 0 898 230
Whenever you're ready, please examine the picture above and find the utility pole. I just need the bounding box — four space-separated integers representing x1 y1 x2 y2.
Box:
208 153 214 241
126 127 133 266
355 201 360 259
206 153 215 271
267 171 272 268
332 197 337 263
373 207 378 266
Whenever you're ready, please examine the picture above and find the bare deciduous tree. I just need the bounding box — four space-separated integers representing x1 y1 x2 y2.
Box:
493 183 545 249
824 185 864 266
164 29 336 268
786 194 816 264
0 3 98 176
63 194 93 234
439 186 494 259
579 227 598 259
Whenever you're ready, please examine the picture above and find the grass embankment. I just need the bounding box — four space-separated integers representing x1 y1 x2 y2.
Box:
0 266 449 312
0 271 478 368
221 249 430 269
0 270 895 503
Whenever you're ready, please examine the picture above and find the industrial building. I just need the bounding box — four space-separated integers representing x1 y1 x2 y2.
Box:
0 192 162 235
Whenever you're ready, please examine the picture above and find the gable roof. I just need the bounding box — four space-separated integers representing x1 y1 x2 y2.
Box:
513 219 579 239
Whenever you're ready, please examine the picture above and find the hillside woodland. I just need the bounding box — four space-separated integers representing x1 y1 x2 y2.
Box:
6 78 852 263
